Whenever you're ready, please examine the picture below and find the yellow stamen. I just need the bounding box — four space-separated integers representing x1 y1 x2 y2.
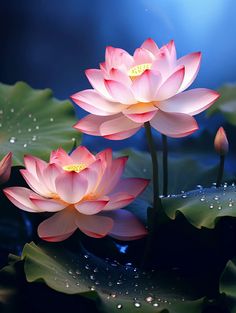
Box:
63 163 87 172
128 63 152 78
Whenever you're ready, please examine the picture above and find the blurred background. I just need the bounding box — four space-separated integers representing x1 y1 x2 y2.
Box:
0 0 236 152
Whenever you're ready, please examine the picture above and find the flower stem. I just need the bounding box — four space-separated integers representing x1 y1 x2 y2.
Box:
216 155 225 187
144 122 160 208
162 134 168 197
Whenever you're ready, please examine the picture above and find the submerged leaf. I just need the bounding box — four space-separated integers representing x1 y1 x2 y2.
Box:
0 82 80 165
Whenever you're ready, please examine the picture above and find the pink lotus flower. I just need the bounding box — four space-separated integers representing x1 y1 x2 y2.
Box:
214 127 229 156
0 152 12 184
4 146 148 242
72 38 219 139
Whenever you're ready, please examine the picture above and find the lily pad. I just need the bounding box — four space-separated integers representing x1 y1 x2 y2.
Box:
207 84 236 125
22 242 205 313
220 257 236 313
162 184 236 229
0 81 80 165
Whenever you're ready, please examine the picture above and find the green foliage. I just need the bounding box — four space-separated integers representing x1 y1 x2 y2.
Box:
162 185 236 229
0 82 80 165
207 83 236 125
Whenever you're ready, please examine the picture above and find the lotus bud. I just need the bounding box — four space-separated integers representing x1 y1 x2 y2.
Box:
0 152 12 184
214 127 229 156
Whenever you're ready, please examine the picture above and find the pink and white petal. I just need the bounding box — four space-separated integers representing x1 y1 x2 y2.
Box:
131 70 162 102
177 52 201 92
71 89 127 115
105 46 133 70
140 38 159 57
103 209 148 241
96 157 128 195
0 152 12 184
123 102 157 114
30 194 67 212
38 209 78 242
20 169 51 197
43 163 63 194
109 68 132 87
24 155 47 178
125 110 157 123
158 88 220 116
166 40 177 65
85 69 114 100
155 66 185 101
75 199 109 215
80 159 103 194
76 213 114 238
70 146 96 166
105 80 136 104
133 48 155 64
100 114 142 138
151 47 172 79
150 110 199 138
3 187 42 212
111 178 150 197
95 148 113 169
55 171 88 204
103 193 135 211
74 114 119 136
104 127 141 140
49 147 73 166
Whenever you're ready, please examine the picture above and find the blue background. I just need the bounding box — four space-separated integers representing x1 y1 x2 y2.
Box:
0 0 236 151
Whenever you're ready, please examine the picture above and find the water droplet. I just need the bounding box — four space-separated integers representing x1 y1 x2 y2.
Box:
95 281 100 285
117 304 123 309
90 275 95 281
84 254 89 259
0 123 2 127
32 135 37 141
111 293 116 298
196 185 203 189
145 296 153 303
76 282 80 286
200 196 205 202
229 202 234 207
28 128 32 132
90 286 95 291
68 269 73 275
85 264 90 270
218 206 222 210
35 125 39 130
153 303 159 307
23 144 27 148
209 204 214 209
9 136 16 143
0 110 3 114
93 268 98 273
116 280 122 285
72 137 76 141
50 117 54 122
10 108 14 113
75 270 81 275
214 196 219 201
134 302 141 308
181 194 187 199
65 282 70 288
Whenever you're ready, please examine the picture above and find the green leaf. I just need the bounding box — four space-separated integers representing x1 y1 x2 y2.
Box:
0 81 80 165
207 83 236 124
162 185 236 229
22 242 205 313
121 150 232 223
220 258 236 313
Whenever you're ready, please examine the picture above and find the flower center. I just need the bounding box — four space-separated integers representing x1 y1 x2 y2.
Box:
128 63 152 78
63 163 87 172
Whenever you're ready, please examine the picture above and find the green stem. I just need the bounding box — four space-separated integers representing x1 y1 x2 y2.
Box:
162 134 168 197
216 155 225 187
142 122 163 269
144 122 160 209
